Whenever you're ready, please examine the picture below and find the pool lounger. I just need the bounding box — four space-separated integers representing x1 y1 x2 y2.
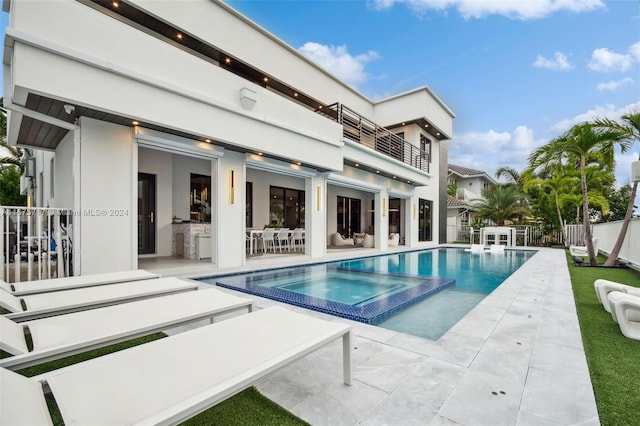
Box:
1 306 352 425
0 269 160 296
594 278 640 312
0 288 254 370
606 291 640 340
0 277 198 322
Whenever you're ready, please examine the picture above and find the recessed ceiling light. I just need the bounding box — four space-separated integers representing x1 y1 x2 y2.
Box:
355 163 359 167
393 176 396 179
424 124 429 128
294 92 298 97
376 170 380 174
296 162 302 166
437 132 441 136
257 152 263 156
112 1 118 7
402 122 405 126
177 33 183 40
225 57 231 64
132 120 139 126
263 77 268 82
205 139 211 143
407 180 411 183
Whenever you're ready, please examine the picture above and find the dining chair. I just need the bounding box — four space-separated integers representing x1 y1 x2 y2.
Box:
260 228 276 254
291 228 304 252
275 229 291 253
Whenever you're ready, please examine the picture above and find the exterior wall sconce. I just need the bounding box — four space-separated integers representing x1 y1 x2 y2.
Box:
239 87 257 111
382 198 386 217
316 185 322 211
229 170 235 204
413 203 416 220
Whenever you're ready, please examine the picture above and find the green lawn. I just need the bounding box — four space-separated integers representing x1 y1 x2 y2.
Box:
566 252 640 426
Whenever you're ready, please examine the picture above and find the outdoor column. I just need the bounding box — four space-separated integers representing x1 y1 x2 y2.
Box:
306 174 327 259
375 191 389 250
214 151 245 269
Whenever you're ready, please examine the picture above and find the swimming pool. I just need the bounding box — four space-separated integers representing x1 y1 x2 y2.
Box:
203 248 535 340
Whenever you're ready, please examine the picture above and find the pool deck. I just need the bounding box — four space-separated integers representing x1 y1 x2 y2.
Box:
158 247 599 425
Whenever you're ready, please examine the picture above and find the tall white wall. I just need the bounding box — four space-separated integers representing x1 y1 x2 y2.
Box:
52 132 75 209
78 118 135 274
138 148 173 256
593 218 640 270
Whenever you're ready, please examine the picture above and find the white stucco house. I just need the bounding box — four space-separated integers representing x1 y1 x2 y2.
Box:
2 0 455 275
446 164 497 242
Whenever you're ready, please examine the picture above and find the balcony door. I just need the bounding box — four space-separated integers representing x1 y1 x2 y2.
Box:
138 173 156 254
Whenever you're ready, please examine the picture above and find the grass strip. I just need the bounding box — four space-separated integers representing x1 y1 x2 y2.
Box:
11 332 307 425
566 252 640 426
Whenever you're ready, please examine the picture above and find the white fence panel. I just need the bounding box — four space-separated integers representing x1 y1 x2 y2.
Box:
592 217 640 270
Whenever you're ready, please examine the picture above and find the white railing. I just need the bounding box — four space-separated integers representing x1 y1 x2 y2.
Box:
564 224 591 247
467 224 558 246
592 218 640 269
1 207 74 283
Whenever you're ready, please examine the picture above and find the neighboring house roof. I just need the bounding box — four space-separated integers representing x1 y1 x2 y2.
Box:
447 196 472 209
448 164 498 185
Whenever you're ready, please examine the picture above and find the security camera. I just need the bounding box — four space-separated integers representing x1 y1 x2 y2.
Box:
64 104 75 115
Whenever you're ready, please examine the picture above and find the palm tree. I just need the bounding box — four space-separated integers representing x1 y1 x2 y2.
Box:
527 172 575 245
447 182 458 198
528 122 633 265
495 166 523 188
593 111 640 266
471 185 530 226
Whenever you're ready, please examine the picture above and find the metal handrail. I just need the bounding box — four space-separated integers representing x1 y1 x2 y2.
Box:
318 103 430 173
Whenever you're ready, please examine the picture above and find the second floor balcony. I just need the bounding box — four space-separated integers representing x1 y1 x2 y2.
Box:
318 104 430 174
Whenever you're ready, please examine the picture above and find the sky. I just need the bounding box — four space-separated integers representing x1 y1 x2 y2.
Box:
1 1 639 204
223 0 640 205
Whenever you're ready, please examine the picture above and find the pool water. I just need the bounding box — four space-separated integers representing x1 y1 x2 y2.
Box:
206 248 535 340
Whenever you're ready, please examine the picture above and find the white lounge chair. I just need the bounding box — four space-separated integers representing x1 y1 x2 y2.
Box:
606 292 640 340
0 269 159 296
1 277 198 322
0 288 254 370
594 279 640 312
1 306 352 425
464 244 486 253
569 238 598 258
489 244 505 254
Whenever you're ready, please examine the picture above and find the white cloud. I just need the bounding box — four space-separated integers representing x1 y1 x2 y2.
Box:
370 0 604 20
550 100 640 134
449 126 545 179
597 77 634 92
588 42 640 73
297 42 380 88
533 52 573 71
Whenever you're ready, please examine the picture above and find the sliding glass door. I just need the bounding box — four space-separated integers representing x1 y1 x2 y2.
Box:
337 196 361 236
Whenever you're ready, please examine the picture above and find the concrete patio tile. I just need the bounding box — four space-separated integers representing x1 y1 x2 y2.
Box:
529 340 590 374
468 337 532 385
259 374 388 426
354 346 426 393
437 368 524 426
516 410 564 426
520 366 599 426
360 357 466 426
536 311 584 349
